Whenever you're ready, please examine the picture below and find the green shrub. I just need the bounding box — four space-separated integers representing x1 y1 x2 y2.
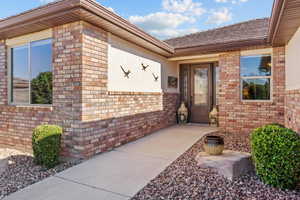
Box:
251 124 300 189
32 125 63 168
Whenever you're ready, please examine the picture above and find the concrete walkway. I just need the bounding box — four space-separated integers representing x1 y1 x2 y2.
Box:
4 125 218 200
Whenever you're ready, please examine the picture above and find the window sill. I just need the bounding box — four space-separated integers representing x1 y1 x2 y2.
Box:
241 100 273 103
8 104 53 110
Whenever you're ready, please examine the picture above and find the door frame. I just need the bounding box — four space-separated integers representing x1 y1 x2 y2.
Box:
179 62 217 123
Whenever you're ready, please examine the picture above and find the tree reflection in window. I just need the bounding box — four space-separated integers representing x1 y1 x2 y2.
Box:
240 55 271 100
31 72 52 104
242 79 270 100
10 38 52 105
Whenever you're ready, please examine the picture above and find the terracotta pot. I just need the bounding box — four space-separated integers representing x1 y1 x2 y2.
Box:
204 136 224 155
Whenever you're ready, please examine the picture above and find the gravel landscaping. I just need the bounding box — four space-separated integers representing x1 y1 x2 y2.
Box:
0 148 81 199
132 132 300 200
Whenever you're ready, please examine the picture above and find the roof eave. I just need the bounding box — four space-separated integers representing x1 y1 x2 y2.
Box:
0 0 174 57
171 38 270 57
268 0 300 46
268 0 286 45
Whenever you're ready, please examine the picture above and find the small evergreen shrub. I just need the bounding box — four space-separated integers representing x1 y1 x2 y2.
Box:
251 124 300 189
32 125 63 168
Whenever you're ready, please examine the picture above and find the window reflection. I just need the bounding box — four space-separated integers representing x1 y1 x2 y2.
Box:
11 45 29 104
10 39 52 104
242 78 270 100
241 55 271 77
30 39 52 104
240 54 271 100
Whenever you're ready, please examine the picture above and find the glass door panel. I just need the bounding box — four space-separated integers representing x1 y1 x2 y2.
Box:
194 68 208 105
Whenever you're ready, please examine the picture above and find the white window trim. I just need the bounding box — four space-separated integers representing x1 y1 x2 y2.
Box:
7 37 53 107
240 52 273 103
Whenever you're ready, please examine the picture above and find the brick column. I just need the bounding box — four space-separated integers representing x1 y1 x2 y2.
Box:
218 51 241 133
285 90 300 133
81 22 108 121
52 22 85 157
0 41 7 105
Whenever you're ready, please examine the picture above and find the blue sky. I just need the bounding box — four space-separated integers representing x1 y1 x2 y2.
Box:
1 0 274 39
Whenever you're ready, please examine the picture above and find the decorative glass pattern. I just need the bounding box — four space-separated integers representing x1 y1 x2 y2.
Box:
194 68 208 105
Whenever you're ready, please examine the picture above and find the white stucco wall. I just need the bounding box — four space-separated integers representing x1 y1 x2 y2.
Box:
108 34 178 93
286 27 300 90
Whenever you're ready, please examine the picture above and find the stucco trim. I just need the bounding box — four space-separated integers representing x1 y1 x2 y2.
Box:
6 29 52 47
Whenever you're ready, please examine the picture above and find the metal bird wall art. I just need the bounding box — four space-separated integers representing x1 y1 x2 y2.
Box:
120 65 131 78
141 63 149 71
152 73 159 81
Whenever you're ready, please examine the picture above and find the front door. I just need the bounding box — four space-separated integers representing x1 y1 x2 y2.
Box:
190 64 212 123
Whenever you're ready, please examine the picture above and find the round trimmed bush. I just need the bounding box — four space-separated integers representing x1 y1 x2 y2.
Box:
251 124 300 189
32 125 63 168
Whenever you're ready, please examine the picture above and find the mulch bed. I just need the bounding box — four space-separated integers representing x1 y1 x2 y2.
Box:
132 132 300 200
0 149 81 199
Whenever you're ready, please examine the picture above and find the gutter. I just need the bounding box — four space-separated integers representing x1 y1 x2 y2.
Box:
170 38 269 57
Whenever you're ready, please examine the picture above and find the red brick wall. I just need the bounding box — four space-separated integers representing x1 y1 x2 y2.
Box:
218 47 286 135
68 22 179 158
0 22 84 152
285 89 300 133
0 41 7 105
0 21 179 158
72 92 178 158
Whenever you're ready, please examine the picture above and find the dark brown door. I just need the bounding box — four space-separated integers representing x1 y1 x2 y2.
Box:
190 64 212 123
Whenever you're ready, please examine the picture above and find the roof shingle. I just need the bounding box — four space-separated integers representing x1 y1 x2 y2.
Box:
164 18 270 49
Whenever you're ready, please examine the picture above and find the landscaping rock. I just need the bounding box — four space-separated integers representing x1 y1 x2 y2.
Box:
0 158 7 176
0 148 82 199
195 150 254 180
133 132 300 200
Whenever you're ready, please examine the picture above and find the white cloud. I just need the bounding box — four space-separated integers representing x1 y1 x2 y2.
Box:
150 28 199 39
104 6 115 13
215 0 248 3
39 0 57 4
162 0 206 16
215 0 228 2
129 12 197 39
129 12 194 30
128 0 206 39
207 7 232 25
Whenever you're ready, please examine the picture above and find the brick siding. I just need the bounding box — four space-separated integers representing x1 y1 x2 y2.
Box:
285 89 300 133
0 21 179 158
218 47 286 135
0 22 84 152
0 41 7 105
68 22 179 158
0 20 291 157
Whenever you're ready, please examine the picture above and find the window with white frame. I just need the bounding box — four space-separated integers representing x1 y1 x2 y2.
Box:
240 54 272 100
10 38 52 105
